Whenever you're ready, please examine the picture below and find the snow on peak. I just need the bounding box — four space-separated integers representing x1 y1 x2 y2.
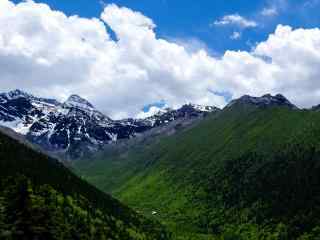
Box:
7 89 33 99
64 94 95 110
0 89 222 159
1 89 60 107
187 104 219 112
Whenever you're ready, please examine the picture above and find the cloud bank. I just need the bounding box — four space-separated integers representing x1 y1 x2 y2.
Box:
1 0 320 119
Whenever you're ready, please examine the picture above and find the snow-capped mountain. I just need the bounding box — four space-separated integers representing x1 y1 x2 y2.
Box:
0 89 60 134
226 94 297 109
145 104 220 127
63 94 97 112
0 90 219 159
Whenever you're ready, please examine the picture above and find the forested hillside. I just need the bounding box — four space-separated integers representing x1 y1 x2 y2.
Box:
76 104 320 239
0 129 170 239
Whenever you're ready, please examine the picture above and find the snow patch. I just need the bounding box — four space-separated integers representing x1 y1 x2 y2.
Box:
0 119 33 135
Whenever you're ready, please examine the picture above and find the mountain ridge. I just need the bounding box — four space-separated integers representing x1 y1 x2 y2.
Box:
226 93 297 109
0 89 219 159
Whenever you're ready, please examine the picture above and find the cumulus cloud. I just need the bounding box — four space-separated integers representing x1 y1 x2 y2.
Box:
1 0 320 119
213 14 258 28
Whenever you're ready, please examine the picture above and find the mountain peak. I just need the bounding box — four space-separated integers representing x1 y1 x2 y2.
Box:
227 94 297 109
184 103 220 112
7 89 33 99
64 94 95 110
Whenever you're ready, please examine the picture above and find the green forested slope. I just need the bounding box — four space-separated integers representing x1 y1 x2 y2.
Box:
0 130 170 239
76 104 320 239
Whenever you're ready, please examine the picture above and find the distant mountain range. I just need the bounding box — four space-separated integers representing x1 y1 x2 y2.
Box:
0 89 219 159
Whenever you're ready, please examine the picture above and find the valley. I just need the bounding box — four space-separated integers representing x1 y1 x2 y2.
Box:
2 90 320 239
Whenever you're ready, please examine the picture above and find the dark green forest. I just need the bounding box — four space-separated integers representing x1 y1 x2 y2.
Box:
76 104 320 239
0 130 170 239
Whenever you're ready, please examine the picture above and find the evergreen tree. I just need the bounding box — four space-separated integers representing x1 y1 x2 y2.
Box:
0 130 170 240
0 196 6 237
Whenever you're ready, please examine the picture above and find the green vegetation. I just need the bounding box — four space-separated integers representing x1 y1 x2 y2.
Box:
75 104 320 239
0 130 170 239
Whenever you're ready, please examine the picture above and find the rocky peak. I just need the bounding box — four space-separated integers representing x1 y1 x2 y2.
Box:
63 94 95 111
1 89 60 107
185 104 220 113
227 94 297 109
7 89 33 100
144 103 220 128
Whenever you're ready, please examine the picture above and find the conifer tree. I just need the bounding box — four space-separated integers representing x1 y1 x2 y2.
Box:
0 196 6 237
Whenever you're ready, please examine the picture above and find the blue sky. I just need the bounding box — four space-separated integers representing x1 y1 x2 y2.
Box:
12 0 320 54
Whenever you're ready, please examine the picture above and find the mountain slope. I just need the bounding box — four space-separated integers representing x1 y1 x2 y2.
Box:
75 95 320 239
0 90 219 159
0 129 170 239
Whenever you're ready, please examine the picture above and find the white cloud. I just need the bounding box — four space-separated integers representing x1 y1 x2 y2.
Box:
213 14 258 28
1 1 320 119
230 31 242 40
261 7 278 16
